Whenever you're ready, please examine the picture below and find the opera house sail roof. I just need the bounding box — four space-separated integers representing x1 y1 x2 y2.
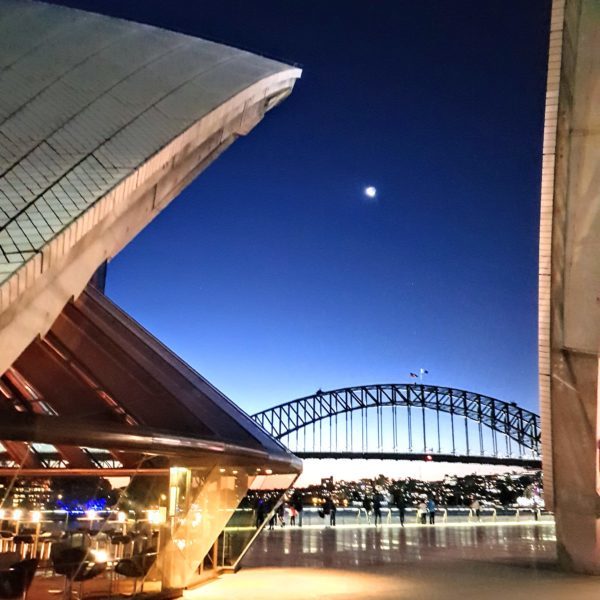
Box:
0 2 301 587
0 0 300 376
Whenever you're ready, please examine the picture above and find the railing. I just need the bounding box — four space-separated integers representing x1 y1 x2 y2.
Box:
281 506 552 528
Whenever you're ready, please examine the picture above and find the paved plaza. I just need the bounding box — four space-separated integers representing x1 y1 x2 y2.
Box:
188 522 600 599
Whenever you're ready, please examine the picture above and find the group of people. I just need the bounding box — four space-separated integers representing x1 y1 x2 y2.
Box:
364 492 435 526
417 498 437 524
362 492 386 525
256 492 487 530
320 496 337 526
255 495 305 530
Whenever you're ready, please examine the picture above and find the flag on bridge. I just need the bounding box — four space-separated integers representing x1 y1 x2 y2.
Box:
409 372 419 378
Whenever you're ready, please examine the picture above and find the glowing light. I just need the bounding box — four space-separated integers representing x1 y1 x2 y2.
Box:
169 486 178 516
265 469 273 475
13 509 23 521
0 509 5 519
91 549 108 563
147 509 166 524
31 511 41 523
169 467 188 476
85 509 97 520
117 512 127 523
364 186 377 198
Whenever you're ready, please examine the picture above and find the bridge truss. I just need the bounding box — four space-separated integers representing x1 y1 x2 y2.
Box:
252 384 542 467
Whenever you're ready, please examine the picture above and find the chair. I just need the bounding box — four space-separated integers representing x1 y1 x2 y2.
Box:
0 558 38 600
51 547 106 600
108 535 132 561
37 533 59 564
130 535 149 557
0 534 13 554
64 533 90 551
11 537 34 561
113 550 157 596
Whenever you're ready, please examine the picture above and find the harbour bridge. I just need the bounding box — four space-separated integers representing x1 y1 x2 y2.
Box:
252 384 542 468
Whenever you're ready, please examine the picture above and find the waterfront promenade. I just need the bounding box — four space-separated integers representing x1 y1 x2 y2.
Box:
189 521 599 599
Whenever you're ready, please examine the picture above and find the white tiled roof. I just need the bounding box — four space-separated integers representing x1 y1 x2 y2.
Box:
0 0 295 283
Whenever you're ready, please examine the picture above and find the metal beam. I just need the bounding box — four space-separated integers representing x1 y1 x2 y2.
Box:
296 451 541 468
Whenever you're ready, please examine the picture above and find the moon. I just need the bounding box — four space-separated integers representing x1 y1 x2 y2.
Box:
364 186 377 198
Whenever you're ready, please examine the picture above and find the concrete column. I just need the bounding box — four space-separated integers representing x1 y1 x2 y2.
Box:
539 0 600 574
551 352 600 573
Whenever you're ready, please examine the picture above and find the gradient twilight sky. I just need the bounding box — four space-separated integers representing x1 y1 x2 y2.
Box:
54 0 551 416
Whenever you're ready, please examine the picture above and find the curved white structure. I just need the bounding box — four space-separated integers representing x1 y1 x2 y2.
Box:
0 0 300 373
0 3 302 590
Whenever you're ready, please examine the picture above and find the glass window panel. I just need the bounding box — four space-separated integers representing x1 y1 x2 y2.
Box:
218 472 298 570
30 443 57 453
0 446 171 600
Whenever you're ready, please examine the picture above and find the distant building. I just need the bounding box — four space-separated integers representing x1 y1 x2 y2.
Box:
5 479 51 509
321 477 334 492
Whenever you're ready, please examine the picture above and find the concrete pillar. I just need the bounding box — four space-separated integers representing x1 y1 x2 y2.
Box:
538 0 600 574
551 352 600 572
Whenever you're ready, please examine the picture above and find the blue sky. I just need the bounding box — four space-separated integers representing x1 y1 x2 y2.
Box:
56 0 551 416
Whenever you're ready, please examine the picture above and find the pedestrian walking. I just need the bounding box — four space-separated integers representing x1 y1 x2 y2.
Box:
255 497 267 529
418 500 427 525
324 496 336 526
373 492 383 526
470 498 481 521
363 496 372 524
277 503 286 527
293 495 304 527
427 497 436 525
395 493 407 527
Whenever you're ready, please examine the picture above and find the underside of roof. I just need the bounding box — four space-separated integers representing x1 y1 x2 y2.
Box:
0 1 301 474
0 285 301 473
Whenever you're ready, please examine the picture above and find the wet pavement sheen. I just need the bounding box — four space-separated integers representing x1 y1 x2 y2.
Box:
188 522 600 599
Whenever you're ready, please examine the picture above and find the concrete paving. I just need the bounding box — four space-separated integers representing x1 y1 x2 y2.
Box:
187 521 600 599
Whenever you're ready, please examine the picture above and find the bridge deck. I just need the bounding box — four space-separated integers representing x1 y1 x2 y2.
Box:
296 451 542 468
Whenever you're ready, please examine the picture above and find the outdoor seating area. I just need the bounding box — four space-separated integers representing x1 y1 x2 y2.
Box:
0 509 165 600
0 463 298 600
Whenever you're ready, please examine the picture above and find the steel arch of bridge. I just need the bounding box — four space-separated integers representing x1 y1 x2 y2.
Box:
252 384 541 463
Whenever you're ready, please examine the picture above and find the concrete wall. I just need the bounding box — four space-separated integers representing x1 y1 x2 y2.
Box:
539 0 600 573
